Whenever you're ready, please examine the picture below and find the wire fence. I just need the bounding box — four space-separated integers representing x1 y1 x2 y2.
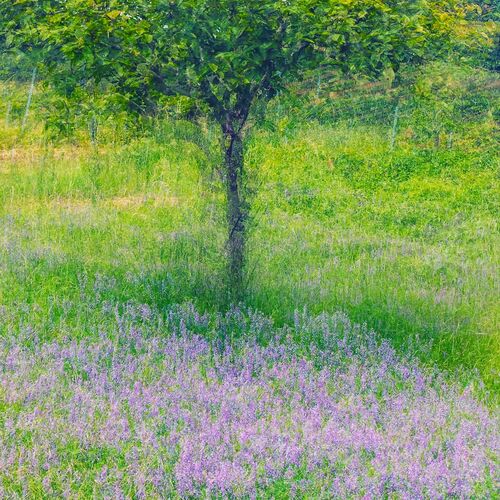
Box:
0 67 499 150
259 72 500 152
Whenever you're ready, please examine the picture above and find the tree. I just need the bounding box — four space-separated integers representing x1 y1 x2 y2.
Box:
1 0 474 298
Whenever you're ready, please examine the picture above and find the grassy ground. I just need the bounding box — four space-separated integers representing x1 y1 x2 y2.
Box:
0 102 498 392
247 121 499 388
0 77 499 496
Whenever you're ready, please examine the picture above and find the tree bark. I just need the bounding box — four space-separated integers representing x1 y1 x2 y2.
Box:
223 129 246 301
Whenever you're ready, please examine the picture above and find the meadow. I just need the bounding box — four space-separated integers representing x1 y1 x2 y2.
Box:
1 75 499 382
0 69 499 496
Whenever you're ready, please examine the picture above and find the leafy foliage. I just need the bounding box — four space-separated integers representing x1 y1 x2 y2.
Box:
1 0 475 122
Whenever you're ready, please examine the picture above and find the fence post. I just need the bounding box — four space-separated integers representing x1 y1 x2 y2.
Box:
89 114 98 146
21 67 37 132
447 131 453 149
389 100 400 151
5 101 12 126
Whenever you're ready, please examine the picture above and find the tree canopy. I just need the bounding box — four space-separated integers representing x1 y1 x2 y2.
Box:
1 0 472 117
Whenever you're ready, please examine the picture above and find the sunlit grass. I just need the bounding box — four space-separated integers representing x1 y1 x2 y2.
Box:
0 115 498 391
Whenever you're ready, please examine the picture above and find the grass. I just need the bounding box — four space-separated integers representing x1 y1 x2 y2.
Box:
0 108 498 390
247 123 499 388
0 77 499 496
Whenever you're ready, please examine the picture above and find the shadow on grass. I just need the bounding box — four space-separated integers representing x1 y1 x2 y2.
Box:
1 244 497 392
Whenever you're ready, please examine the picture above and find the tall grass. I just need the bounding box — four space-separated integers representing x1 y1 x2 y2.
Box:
0 100 498 391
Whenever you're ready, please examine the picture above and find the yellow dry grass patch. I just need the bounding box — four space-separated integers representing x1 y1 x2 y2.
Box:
106 194 180 208
5 194 181 213
0 146 90 163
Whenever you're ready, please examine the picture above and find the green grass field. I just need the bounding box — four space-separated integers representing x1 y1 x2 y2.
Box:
1 71 499 496
1 92 498 391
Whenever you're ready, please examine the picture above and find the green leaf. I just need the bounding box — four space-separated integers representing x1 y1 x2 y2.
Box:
106 10 122 20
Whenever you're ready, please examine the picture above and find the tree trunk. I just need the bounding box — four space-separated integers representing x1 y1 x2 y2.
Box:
224 130 246 301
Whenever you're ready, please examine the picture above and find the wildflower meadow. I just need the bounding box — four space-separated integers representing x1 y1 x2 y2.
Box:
1 303 498 498
1 0 499 498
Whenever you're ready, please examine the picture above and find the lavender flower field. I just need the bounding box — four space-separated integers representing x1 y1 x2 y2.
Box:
1 302 498 498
